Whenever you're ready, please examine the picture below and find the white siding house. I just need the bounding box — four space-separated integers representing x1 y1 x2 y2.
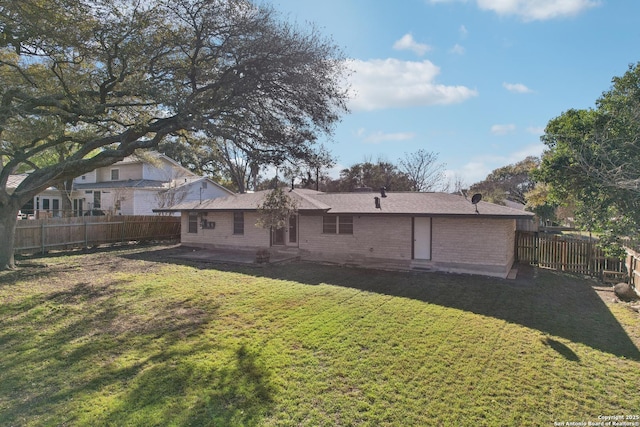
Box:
71 153 233 216
12 152 233 218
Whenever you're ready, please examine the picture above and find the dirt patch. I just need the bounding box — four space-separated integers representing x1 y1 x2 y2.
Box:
593 285 618 304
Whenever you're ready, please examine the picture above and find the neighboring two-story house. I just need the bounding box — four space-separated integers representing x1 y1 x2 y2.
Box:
15 152 233 218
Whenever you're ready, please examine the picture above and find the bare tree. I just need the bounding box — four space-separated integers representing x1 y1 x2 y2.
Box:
398 150 446 192
155 185 189 214
214 140 262 194
256 187 298 230
281 144 335 191
441 173 466 194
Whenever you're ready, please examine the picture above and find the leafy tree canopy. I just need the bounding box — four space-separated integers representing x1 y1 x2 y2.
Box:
536 62 640 249
325 160 413 192
324 151 446 194
469 156 539 205
0 0 349 268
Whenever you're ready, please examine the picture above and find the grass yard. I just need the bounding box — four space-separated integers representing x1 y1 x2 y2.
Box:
1 244 640 426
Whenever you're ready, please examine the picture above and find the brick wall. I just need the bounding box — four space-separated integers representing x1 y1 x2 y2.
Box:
431 217 516 276
298 214 412 262
178 210 517 277
180 211 270 250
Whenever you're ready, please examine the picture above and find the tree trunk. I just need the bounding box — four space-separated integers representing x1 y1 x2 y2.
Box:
59 178 74 217
0 202 20 270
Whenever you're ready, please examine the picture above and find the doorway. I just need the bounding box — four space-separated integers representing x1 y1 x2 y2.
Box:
272 227 286 245
413 217 432 260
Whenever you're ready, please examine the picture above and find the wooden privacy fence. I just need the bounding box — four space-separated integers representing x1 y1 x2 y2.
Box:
516 231 625 277
14 215 181 254
626 247 640 288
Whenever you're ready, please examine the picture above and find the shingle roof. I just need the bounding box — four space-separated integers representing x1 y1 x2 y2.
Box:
164 188 330 212
158 188 534 218
311 192 531 217
7 174 28 189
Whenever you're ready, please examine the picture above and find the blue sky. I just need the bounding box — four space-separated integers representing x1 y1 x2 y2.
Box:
269 0 640 187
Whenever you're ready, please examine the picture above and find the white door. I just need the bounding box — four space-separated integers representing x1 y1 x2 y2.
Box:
413 217 431 260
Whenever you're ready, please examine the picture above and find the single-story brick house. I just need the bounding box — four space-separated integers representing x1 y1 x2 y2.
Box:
158 188 534 278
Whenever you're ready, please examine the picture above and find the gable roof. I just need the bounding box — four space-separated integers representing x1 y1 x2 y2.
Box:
7 174 28 191
106 151 198 180
170 176 235 195
74 179 167 190
157 188 534 219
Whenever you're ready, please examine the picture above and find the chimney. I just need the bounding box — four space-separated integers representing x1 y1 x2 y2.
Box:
380 187 387 198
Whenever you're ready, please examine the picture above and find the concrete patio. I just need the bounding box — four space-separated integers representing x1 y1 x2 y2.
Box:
168 246 300 266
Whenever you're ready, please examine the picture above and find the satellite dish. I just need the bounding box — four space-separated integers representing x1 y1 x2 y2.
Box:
471 193 482 214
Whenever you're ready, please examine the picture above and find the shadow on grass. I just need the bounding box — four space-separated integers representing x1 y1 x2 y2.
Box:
126 247 640 361
542 337 581 362
0 270 275 426
1 243 175 288
98 342 274 426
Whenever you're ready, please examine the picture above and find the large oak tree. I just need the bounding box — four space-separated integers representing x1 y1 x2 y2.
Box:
0 0 349 269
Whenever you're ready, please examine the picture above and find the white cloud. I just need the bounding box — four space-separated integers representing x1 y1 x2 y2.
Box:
346 58 478 111
450 44 465 55
526 126 545 135
478 0 600 21
459 25 468 38
454 143 545 185
503 82 533 93
490 124 516 135
326 162 346 179
428 0 599 21
512 142 545 159
358 130 417 144
393 34 431 56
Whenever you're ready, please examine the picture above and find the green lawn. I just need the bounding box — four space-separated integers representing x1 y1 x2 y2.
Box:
1 245 639 426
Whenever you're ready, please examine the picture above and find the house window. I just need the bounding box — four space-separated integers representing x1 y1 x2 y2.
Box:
323 215 353 234
188 212 198 233
233 212 244 235
111 169 119 180
338 216 353 234
93 191 101 209
322 216 337 234
81 175 86 181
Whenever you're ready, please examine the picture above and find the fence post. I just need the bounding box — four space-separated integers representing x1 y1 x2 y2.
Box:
84 220 88 248
41 221 45 254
